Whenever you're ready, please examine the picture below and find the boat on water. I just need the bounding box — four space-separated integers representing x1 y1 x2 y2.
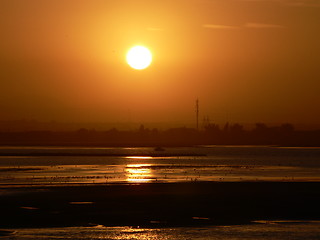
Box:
154 146 165 151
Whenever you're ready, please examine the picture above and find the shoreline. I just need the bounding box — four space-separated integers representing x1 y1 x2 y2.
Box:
0 152 206 157
1 181 320 228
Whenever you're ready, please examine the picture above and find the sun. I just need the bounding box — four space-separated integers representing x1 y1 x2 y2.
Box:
126 46 152 70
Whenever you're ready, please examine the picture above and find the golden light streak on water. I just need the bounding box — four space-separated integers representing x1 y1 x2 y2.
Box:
126 164 153 183
126 156 153 159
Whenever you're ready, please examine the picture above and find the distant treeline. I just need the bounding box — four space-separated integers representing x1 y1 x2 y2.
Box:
0 123 319 147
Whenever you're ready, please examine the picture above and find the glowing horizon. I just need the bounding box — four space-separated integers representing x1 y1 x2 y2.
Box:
0 1 319 126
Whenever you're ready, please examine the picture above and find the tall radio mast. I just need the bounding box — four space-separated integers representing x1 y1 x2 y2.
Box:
195 98 199 130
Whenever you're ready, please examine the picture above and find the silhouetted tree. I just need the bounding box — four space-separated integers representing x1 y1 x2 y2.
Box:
204 123 220 135
223 122 230 132
230 123 244 133
254 123 268 132
280 123 294 133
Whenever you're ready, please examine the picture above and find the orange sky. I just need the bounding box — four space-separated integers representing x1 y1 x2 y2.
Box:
1 0 319 126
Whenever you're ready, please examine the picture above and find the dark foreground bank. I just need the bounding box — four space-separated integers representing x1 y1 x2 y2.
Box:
1 182 319 228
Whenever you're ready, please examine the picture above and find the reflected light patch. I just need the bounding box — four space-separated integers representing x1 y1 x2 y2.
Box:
127 168 150 174
127 178 152 183
126 156 153 159
126 164 152 183
127 164 152 168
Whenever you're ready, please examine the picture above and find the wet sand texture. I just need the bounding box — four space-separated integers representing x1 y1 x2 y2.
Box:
1 182 319 228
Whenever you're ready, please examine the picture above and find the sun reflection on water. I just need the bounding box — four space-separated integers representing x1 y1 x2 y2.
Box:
126 163 153 183
126 156 153 159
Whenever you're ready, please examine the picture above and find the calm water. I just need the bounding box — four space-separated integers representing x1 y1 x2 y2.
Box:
3 221 320 240
0 146 319 186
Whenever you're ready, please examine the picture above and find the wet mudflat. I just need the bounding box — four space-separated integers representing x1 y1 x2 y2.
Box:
1 182 320 228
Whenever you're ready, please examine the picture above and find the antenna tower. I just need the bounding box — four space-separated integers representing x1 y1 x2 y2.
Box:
195 98 199 130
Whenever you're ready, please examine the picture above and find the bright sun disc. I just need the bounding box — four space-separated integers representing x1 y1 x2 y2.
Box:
126 46 152 70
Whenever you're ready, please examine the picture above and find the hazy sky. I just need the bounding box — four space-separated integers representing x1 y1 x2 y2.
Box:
1 0 319 126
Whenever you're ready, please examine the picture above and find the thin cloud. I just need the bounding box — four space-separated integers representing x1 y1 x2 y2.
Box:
245 22 285 28
238 0 320 7
284 0 320 7
202 24 239 29
203 23 285 30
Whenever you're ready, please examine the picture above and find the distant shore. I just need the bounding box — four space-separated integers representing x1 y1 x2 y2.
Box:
1 182 319 228
0 152 206 157
1 124 320 147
